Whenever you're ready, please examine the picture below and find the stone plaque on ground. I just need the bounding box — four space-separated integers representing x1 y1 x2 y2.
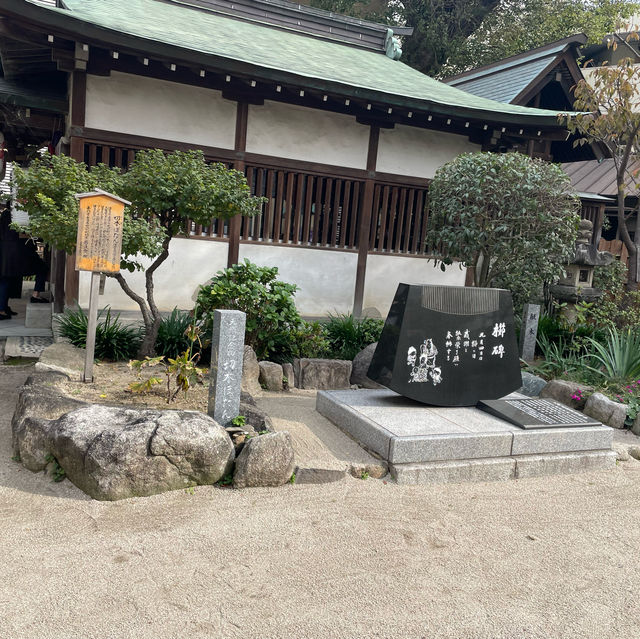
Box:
208 310 246 427
367 284 521 406
478 398 602 429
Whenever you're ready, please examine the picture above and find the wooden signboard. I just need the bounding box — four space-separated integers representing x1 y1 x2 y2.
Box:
75 189 129 273
74 189 130 382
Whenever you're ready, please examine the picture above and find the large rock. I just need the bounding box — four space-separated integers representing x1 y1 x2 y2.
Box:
258 361 283 391
12 385 88 471
350 343 384 389
35 342 85 381
239 401 274 433
583 392 628 429
233 431 295 488
540 379 593 410
18 405 235 501
517 371 547 398
242 346 262 396
282 362 295 389
293 358 352 390
23 371 70 388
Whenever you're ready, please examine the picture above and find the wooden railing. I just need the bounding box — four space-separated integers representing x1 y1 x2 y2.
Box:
238 166 363 249
83 140 432 257
369 183 429 254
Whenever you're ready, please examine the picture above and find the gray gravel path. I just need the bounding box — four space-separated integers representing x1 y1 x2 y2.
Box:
1 364 639 639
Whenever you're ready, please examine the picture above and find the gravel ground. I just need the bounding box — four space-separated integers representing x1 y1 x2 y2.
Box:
1 364 639 639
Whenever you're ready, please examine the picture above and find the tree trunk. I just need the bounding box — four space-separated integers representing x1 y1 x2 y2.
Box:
617 184 638 290
137 314 162 358
110 235 173 358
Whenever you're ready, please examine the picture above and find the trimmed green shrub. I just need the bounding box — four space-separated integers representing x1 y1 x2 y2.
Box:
55 306 141 361
270 320 331 363
195 260 301 360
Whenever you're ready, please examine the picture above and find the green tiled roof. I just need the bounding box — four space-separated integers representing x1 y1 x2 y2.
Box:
10 0 573 126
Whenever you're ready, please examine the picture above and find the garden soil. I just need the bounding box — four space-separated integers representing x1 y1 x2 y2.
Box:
1 363 640 639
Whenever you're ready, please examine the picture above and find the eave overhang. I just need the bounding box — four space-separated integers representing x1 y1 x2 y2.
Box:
0 0 578 133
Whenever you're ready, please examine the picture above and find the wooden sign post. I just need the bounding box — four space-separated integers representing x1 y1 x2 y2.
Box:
75 189 130 382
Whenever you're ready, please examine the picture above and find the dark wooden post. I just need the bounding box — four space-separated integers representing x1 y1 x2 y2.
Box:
352 126 379 317
228 101 248 267
64 69 87 307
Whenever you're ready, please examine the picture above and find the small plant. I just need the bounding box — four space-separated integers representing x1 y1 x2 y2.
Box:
11 454 20 463
289 472 296 484
185 482 196 495
324 313 384 360
273 320 330 362
216 473 233 487
155 308 199 359
613 379 640 426
584 328 640 384
231 415 246 427
56 306 141 361
360 471 370 480
571 389 583 403
129 319 204 403
44 454 66 482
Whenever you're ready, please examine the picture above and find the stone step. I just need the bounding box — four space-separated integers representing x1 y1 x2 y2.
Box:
390 451 617 485
4 335 54 359
317 389 617 484
25 303 52 329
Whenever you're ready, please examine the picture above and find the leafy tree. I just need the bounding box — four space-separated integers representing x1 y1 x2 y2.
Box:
426 152 580 309
304 0 501 76
13 150 263 356
444 0 640 76
302 0 639 78
563 57 640 289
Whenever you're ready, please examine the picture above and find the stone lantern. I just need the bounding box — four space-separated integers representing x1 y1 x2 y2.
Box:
549 219 614 322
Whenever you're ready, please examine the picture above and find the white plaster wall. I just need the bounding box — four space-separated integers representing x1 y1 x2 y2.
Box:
80 239 465 319
377 125 481 179
85 72 236 148
246 101 369 169
79 238 229 310
362 254 466 317
238 244 357 316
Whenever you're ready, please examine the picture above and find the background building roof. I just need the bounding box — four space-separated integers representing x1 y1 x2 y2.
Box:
445 35 587 104
563 159 640 197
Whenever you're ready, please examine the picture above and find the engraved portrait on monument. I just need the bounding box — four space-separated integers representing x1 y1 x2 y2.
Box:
367 284 522 407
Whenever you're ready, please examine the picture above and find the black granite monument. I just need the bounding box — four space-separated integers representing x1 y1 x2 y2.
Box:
367 284 522 407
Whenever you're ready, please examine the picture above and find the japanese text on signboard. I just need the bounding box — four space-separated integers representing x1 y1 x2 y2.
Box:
75 194 124 273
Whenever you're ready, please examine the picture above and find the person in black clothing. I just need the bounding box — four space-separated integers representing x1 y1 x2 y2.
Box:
0 204 49 320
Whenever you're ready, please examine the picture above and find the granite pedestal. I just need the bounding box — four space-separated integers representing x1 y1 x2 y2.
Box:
316 389 615 484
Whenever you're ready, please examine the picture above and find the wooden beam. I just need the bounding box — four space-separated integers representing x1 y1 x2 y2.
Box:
228 101 248 267
353 125 379 317
68 125 431 186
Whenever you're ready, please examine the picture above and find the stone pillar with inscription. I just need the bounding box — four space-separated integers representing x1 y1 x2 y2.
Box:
519 303 540 363
208 310 246 427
